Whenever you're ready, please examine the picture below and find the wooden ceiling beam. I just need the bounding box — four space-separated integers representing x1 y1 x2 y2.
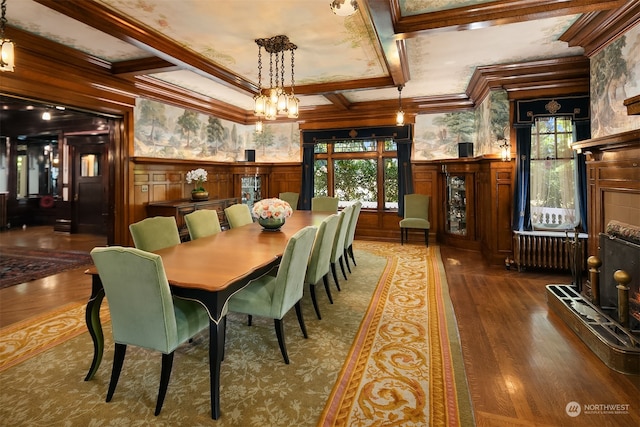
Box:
393 0 627 37
362 0 410 86
560 1 640 56
112 57 181 77
33 0 259 95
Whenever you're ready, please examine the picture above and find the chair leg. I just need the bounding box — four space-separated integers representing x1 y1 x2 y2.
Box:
274 319 289 365
247 315 252 326
344 248 352 273
295 301 308 339
310 284 322 320
331 263 341 291
155 352 175 416
348 245 356 266
107 343 127 403
424 229 429 246
339 257 348 280
400 227 404 245
322 274 333 304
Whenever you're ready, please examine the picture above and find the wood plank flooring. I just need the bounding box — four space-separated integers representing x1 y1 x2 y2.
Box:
0 227 638 426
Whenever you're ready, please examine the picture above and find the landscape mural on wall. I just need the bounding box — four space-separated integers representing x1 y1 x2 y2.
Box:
133 98 301 163
591 23 640 138
413 90 509 160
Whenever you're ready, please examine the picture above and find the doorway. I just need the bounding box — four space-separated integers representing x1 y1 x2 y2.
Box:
0 95 118 245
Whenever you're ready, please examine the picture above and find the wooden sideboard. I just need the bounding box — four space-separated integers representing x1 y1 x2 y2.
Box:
146 197 239 240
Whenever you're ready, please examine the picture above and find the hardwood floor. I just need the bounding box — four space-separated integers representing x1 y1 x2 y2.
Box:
0 226 106 327
1 228 638 425
441 246 639 427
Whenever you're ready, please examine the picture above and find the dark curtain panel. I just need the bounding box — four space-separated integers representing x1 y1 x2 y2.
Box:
397 141 413 217
299 143 315 210
574 120 591 232
513 125 532 231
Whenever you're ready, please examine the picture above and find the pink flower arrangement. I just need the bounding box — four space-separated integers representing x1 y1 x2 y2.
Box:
252 198 293 220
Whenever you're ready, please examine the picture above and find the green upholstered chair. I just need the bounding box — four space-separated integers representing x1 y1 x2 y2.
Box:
400 194 430 246
228 226 317 364
343 201 362 272
224 203 254 228
329 205 354 291
311 196 339 213
184 209 221 240
279 192 299 211
90 246 210 416
129 216 181 252
305 214 340 320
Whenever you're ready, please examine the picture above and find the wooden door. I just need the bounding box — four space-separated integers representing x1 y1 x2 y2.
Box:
70 137 109 235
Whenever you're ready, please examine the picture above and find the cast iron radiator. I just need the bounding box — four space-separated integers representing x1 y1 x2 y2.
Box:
513 231 587 271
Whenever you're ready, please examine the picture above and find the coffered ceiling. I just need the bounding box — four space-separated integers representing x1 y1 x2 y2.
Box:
4 0 631 122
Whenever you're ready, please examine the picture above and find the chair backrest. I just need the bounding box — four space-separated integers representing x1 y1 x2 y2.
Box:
90 246 181 353
270 226 317 319
184 209 221 240
344 200 362 249
330 205 354 263
279 192 299 211
224 203 254 228
311 196 339 213
129 216 181 252
404 194 430 220
305 214 340 285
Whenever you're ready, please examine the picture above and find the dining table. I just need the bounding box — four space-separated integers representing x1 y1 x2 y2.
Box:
83 210 332 420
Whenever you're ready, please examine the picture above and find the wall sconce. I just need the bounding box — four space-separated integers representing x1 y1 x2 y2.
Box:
42 111 51 121
255 120 263 134
498 138 510 161
0 0 15 72
396 85 405 126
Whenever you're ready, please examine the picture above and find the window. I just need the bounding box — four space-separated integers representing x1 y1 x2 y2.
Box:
529 117 579 230
314 139 398 210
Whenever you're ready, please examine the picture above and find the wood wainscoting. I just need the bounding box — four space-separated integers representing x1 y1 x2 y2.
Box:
572 129 640 257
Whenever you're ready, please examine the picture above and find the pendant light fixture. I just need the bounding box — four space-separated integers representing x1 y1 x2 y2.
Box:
396 85 405 126
0 0 15 72
330 0 358 16
254 35 298 127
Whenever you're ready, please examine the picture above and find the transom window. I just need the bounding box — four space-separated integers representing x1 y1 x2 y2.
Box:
314 139 398 210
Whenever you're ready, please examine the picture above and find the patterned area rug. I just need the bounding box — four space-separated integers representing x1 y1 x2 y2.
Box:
0 246 93 289
0 242 472 426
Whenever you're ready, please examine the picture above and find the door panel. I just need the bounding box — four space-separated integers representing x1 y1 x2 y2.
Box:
70 138 108 235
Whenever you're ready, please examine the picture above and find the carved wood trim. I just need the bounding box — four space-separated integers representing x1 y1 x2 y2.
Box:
624 94 640 116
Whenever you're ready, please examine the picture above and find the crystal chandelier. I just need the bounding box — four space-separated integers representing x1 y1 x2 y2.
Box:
330 0 358 16
0 0 15 72
254 35 298 132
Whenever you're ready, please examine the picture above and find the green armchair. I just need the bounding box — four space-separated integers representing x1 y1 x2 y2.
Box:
311 196 339 213
329 205 354 291
224 203 254 228
129 216 181 252
228 226 317 364
184 209 222 240
305 214 340 319
279 192 299 211
399 194 430 246
343 200 362 272
90 246 210 415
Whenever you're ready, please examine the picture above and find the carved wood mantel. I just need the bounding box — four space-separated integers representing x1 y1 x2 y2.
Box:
572 130 640 256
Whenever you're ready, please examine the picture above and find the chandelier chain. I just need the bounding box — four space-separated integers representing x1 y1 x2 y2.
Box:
1 0 7 38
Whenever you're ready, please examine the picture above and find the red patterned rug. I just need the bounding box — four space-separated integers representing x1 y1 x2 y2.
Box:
0 246 93 289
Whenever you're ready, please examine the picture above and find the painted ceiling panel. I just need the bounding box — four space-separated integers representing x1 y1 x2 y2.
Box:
400 0 494 15
9 1 147 61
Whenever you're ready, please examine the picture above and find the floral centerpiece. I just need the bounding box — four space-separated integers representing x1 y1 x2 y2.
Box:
252 198 293 230
186 168 208 200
